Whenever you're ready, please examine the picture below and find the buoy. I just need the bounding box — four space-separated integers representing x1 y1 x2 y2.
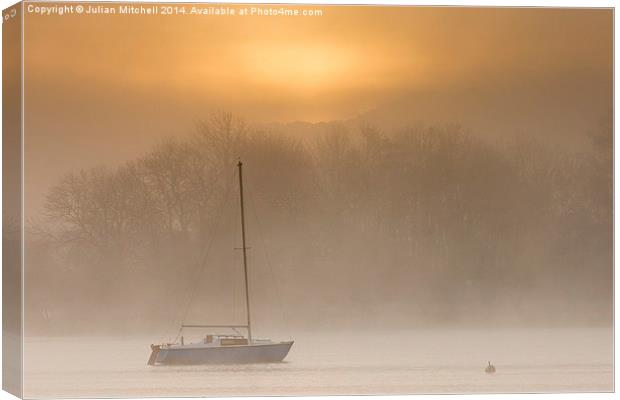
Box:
485 361 496 374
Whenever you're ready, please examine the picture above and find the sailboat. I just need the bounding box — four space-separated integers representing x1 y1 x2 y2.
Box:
148 161 294 365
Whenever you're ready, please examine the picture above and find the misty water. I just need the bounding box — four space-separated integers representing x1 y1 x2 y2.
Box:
24 328 611 398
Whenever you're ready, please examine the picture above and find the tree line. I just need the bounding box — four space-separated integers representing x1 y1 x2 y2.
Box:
25 112 612 334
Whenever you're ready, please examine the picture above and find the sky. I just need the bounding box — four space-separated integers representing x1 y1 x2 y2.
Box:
23 5 612 217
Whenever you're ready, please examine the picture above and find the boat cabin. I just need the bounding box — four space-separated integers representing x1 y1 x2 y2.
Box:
209 335 249 346
164 333 251 350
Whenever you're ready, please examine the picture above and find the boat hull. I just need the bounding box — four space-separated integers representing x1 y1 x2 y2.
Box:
149 341 294 365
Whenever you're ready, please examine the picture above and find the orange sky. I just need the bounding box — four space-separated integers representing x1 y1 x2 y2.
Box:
25 6 612 119
22 4 613 216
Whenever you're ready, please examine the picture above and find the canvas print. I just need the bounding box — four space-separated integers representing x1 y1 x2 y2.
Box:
2 2 613 398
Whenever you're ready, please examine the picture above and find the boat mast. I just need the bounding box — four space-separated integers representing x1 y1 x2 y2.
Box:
237 160 252 343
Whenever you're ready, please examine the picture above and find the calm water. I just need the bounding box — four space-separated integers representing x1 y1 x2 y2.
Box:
24 328 613 398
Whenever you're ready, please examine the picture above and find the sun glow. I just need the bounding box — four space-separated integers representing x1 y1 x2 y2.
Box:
241 43 357 93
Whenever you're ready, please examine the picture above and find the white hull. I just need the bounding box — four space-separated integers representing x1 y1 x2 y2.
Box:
148 341 293 365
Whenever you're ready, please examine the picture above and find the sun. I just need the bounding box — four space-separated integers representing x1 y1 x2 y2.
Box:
242 43 356 94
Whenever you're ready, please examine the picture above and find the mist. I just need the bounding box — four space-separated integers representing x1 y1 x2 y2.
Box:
15 6 614 397
23 108 612 337
18 4 612 339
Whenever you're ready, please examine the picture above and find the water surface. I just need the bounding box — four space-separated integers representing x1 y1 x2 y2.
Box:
24 328 613 398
